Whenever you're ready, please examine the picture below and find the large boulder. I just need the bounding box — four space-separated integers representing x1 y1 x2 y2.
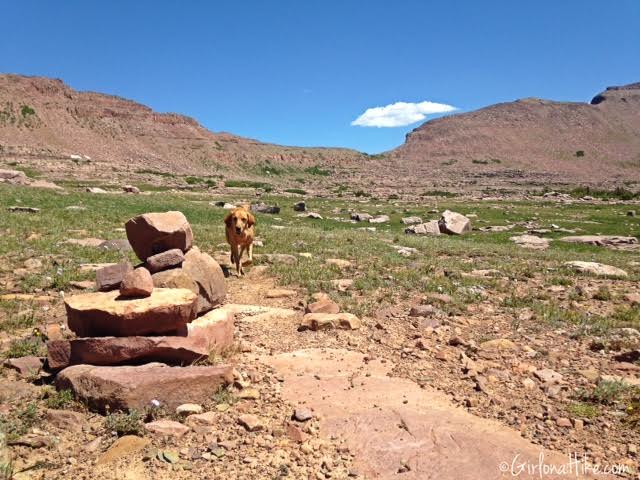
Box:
56 363 233 412
438 210 471 235
125 211 193 261
405 221 441 235
47 309 234 369
151 247 225 314
65 288 198 337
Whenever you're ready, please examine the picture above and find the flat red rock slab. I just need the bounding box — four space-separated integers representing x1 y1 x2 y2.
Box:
263 348 575 480
56 362 233 413
48 309 234 369
65 288 198 337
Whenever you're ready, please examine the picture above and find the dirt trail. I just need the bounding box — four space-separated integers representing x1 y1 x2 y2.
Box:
226 273 590 479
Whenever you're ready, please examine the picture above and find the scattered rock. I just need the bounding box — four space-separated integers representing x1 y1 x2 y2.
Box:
144 420 190 439
251 203 280 214
299 313 361 331
237 414 264 431
266 289 297 299
326 258 352 269
98 239 132 253
369 215 390 224
65 287 198 337
86 187 108 194
185 411 218 427
564 261 628 277
555 417 572 428
405 221 441 235
122 185 140 194
96 435 150 465
559 235 637 247
176 403 203 416
331 279 353 292
45 409 87 432
510 234 550 250
533 368 563 384
95 262 133 291
293 407 313 422
439 210 471 235
119 267 154 298
125 211 194 261
293 201 306 212
3 356 43 377
306 297 340 314
479 339 517 352
56 363 233 412
7 206 39 213
145 248 185 273
351 213 372 222
409 305 437 317
401 216 422 225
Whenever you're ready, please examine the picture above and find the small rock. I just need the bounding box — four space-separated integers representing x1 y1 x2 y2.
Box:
401 216 423 225
293 201 306 212
564 261 628 278
556 417 572 428
299 313 361 331
326 258 352 269
265 289 297 299
119 267 154 298
331 279 353 292
293 407 313 422
144 420 190 439
533 368 563 384
96 262 133 291
145 248 185 273
97 435 150 465
3 356 43 377
123 185 140 194
479 339 517 352
45 409 87 432
176 403 203 416
237 414 264 432
236 388 260 400
305 298 340 314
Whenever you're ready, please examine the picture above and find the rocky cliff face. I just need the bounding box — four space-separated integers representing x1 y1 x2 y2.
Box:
388 83 640 185
0 74 363 179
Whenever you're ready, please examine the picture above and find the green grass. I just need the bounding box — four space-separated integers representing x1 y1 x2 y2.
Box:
20 105 35 117
0 300 38 332
578 379 632 405
284 188 307 195
421 190 457 197
303 165 331 176
43 389 76 410
104 410 144 436
0 402 38 442
0 183 638 320
184 176 217 187
2 336 46 359
472 159 489 165
224 179 273 191
568 185 639 200
567 402 600 418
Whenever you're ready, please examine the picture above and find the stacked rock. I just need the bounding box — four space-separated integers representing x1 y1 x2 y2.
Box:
48 211 234 412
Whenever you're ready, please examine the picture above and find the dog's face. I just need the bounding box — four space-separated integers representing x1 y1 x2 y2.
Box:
225 208 255 235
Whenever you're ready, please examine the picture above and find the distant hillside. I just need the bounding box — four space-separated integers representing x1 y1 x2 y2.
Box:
387 82 640 186
0 74 363 182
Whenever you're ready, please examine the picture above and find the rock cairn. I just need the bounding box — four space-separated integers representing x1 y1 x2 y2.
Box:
48 211 234 412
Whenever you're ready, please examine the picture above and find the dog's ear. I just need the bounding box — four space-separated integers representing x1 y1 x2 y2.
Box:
247 212 256 227
224 212 233 227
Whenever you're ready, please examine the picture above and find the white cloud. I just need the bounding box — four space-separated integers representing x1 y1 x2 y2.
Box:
351 100 456 128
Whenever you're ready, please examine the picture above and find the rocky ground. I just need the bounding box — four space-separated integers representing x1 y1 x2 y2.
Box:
0 182 639 479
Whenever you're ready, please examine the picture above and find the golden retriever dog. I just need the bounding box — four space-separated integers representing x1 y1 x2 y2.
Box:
224 206 255 276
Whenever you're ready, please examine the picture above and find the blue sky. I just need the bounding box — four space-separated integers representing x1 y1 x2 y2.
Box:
1 1 639 153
